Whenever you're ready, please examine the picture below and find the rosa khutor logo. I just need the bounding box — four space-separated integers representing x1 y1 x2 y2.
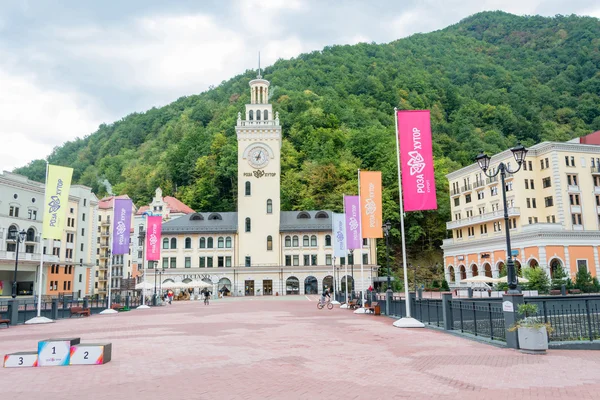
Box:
149 233 158 247
336 231 344 242
365 198 377 215
407 151 426 175
116 221 126 236
349 217 358 231
48 195 61 213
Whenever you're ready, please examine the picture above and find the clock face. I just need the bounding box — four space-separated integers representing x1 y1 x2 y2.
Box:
248 146 269 168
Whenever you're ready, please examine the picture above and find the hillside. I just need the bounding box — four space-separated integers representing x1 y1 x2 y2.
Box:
15 11 600 263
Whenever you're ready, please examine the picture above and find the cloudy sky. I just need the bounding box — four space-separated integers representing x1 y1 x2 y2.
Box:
1 0 599 172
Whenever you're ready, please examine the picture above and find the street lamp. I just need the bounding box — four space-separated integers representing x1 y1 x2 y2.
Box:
11 229 27 298
349 249 354 298
476 143 528 293
382 221 392 291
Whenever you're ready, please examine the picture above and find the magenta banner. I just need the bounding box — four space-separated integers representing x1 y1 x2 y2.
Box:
344 196 361 249
145 215 162 261
112 198 133 255
397 110 438 211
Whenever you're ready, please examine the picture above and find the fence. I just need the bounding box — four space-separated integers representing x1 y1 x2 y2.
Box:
449 299 505 341
0 296 142 325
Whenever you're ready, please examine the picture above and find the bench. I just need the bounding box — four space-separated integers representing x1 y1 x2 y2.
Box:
365 302 381 316
347 300 359 310
569 289 582 294
70 307 90 318
0 319 10 328
549 290 562 295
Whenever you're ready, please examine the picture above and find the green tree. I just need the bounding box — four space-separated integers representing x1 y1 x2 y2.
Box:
522 267 550 294
550 266 568 290
575 268 595 293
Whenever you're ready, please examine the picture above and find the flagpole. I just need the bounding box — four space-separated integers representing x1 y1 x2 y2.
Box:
355 169 366 313
341 196 350 309
25 162 54 324
100 199 118 314
137 213 151 309
393 108 424 328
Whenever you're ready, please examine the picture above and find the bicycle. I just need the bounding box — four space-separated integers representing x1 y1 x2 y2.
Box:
317 297 333 310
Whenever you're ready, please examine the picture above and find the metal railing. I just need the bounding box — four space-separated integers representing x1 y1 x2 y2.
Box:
414 299 443 328
450 299 505 341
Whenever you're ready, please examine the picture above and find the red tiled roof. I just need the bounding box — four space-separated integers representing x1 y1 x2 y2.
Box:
98 195 131 210
136 205 150 215
164 196 195 214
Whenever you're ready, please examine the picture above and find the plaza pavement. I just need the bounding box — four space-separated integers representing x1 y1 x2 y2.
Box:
1 296 599 400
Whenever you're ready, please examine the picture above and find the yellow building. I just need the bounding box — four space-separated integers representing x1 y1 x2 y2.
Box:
442 133 600 287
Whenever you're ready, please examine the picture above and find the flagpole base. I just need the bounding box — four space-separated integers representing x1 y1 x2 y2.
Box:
340 303 349 309
136 304 151 309
331 301 340 305
99 309 119 315
393 317 425 328
353 307 369 314
24 316 55 325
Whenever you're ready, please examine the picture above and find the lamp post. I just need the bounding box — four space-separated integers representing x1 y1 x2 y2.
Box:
349 249 354 298
382 221 392 314
476 143 528 294
153 261 158 305
11 229 27 298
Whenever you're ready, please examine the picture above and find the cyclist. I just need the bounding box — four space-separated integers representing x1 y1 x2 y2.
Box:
320 287 331 306
202 289 212 305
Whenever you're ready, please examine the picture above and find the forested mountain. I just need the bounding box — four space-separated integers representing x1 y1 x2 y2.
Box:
15 11 600 267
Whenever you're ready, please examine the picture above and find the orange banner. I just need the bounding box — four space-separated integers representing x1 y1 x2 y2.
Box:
360 171 382 238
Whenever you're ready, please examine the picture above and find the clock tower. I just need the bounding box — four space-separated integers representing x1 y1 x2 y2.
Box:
236 69 281 267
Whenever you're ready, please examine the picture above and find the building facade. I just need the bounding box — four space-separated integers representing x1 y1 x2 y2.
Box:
144 72 378 296
442 134 600 287
0 172 97 298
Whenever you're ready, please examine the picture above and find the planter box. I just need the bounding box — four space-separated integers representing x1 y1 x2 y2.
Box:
517 326 548 354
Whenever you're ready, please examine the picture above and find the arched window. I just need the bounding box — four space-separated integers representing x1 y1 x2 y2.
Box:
449 266 456 282
315 211 329 219
267 235 273 251
484 263 492 277
199 237 206 249
266 199 272 214
297 212 310 219
245 181 251 196
207 237 213 248
170 238 177 249
225 237 232 248
208 213 222 220
185 237 191 249
249 110 254 120
310 235 317 247
163 238 169 249
264 110 268 120
460 265 466 280
292 235 299 247
245 218 251 232
26 227 35 242
303 235 309 247
471 264 478 277
256 110 261 120
218 237 224 248
285 236 291 247
325 235 331 247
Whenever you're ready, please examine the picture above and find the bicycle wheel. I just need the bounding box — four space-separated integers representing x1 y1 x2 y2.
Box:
317 302 324 309
327 302 333 310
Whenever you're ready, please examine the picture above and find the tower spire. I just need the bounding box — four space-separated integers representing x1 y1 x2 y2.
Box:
257 51 262 79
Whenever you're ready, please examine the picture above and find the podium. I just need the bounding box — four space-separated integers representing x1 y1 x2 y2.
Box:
70 343 112 365
3 351 38 368
38 338 80 366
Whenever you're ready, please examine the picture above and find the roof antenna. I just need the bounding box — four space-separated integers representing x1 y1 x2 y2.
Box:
257 51 262 79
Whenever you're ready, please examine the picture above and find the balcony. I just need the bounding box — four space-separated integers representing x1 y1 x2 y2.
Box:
567 185 580 193
486 176 498 185
595 186 600 195
573 224 584 231
571 205 582 214
101 219 111 226
461 184 472 193
237 119 279 127
591 166 600 174
504 172 514 180
101 231 109 237
473 180 485 189
451 188 460 196
446 207 521 230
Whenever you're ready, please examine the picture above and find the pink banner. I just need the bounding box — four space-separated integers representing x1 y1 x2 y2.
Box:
344 196 362 249
397 110 437 211
145 216 162 261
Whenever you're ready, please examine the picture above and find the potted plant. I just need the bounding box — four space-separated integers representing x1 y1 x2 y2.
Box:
509 303 552 354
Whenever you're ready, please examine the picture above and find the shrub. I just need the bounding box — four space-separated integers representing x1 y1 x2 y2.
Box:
575 269 595 293
551 267 568 290
441 279 450 291
523 267 550 294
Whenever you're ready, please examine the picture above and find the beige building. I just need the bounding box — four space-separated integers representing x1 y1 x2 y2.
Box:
442 133 600 287
146 71 378 296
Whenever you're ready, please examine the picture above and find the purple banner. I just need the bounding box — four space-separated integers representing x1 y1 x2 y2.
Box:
344 196 361 249
112 198 133 255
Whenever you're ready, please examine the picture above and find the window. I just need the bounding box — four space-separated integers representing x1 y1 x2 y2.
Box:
363 254 368 264
466 210 473 218
245 256 251 267
340 257 345 265
285 255 292 266
569 194 580 206
303 235 309 247
505 182 513 192
264 110 268 120
532 198 537 208
545 196 554 207
326 254 332 265
542 177 551 188
218 257 224 267
162 257 169 269
249 110 254 120
207 237 213 248
293 255 299 266
567 174 578 186
267 199 272 214
545 158 549 169
185 257 191 268
218 237 224 248
511 219 517 229
540 159 544 170
311 255 317 266
185 237 192 249
245 181 251 196
477 191 484 200
170 238 177 249
577 260 588 273
311 235 317 247
199 257 205 268
170 257 176 268
363 238 368 246
480 224 487 234
465 194 472 203
285 236 291 247
200 237 206 248
565 155 575 167
595 176 600 186
528 160 532 171
304 255 310 266
28 209 37 220
80 243 84 251
292 236 299 247
267 235 273 251
9 206 19 217
82 213 85 221
325 235 331 247
138 251 143 258
226 257 232 267
527 198 536 208
468 227 475 237
79 274 82 283
456 229 463 238
245 218 251 232
597 195 600 206
525 180 529 189
491 187 498 196
572 213 582 225
207 257 213 268
454 197 460 207
529 179 535 190
226 237 232 248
